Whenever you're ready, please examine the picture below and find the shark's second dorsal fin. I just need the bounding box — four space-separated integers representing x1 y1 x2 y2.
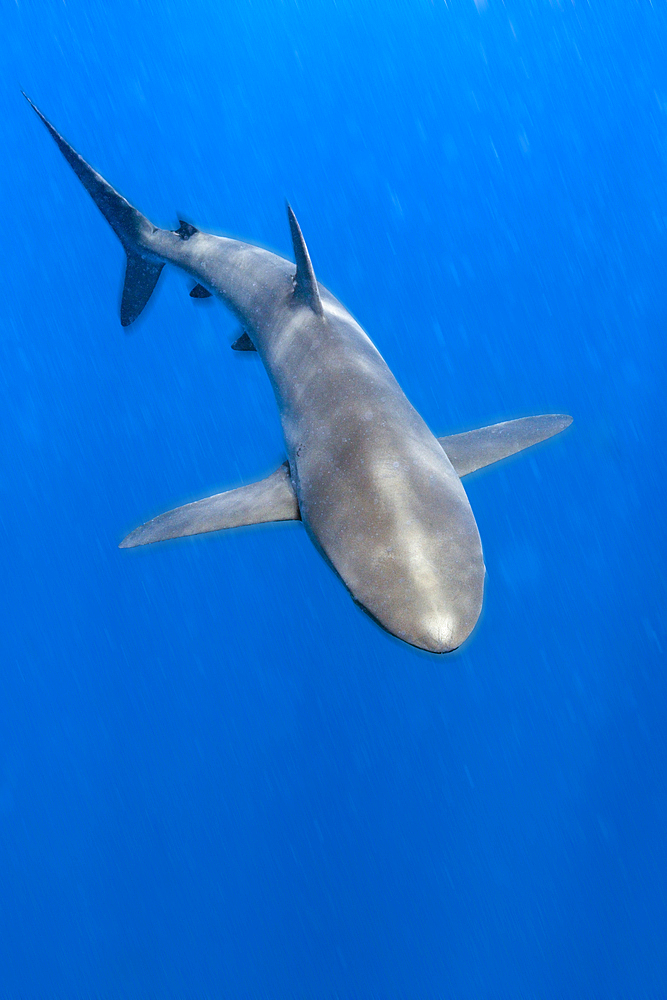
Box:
175 220 198 240
287 204 323 317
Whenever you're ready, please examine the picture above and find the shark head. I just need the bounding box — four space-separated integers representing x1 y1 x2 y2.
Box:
353 555 484 654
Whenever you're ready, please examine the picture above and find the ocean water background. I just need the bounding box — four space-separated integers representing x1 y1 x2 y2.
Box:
3 0 665 995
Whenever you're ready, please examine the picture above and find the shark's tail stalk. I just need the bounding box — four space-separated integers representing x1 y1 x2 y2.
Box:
23 93 163 327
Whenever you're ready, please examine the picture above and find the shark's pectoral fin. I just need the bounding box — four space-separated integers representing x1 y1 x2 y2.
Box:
231 330 256 351
120 462 300 548
121 253 164 327
439 414 573 477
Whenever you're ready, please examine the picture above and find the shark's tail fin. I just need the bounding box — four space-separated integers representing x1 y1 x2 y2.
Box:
23 93 163 327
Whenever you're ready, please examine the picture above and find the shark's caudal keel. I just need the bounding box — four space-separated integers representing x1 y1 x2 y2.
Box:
27 95 572 653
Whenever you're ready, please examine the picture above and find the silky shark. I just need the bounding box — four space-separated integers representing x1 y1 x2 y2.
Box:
26 95 572 653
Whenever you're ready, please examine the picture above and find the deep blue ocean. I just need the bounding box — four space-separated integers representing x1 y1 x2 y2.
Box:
3 0 666 996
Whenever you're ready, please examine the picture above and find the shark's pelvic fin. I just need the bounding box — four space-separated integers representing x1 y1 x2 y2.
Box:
119 462 300 548
287 204 324 317
439 414 573 478
231 331 257 351
189 283 212 298
24 93 162 326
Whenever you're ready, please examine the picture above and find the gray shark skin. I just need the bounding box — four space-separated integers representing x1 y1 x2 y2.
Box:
26 95 572 653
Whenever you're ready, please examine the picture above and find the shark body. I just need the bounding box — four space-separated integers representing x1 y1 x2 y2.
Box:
26 96 571 653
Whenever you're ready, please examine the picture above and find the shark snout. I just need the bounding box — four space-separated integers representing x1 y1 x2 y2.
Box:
407 613 470 654
348 545 484 654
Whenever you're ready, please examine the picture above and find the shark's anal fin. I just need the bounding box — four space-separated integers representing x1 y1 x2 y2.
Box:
189 283 211 298
119 462 299 548
122 254 164 327
231 330 256 351
286 204 324 317
439 414 573 478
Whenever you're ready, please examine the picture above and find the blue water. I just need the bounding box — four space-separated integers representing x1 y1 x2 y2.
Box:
3 0 666 995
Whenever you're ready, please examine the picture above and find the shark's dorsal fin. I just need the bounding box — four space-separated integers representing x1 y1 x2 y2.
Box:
287 204 323 317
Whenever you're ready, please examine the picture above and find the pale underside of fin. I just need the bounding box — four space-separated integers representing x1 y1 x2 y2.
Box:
119 462 299 548
231 330 256 351
439 414 573 478
286 204 324 316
